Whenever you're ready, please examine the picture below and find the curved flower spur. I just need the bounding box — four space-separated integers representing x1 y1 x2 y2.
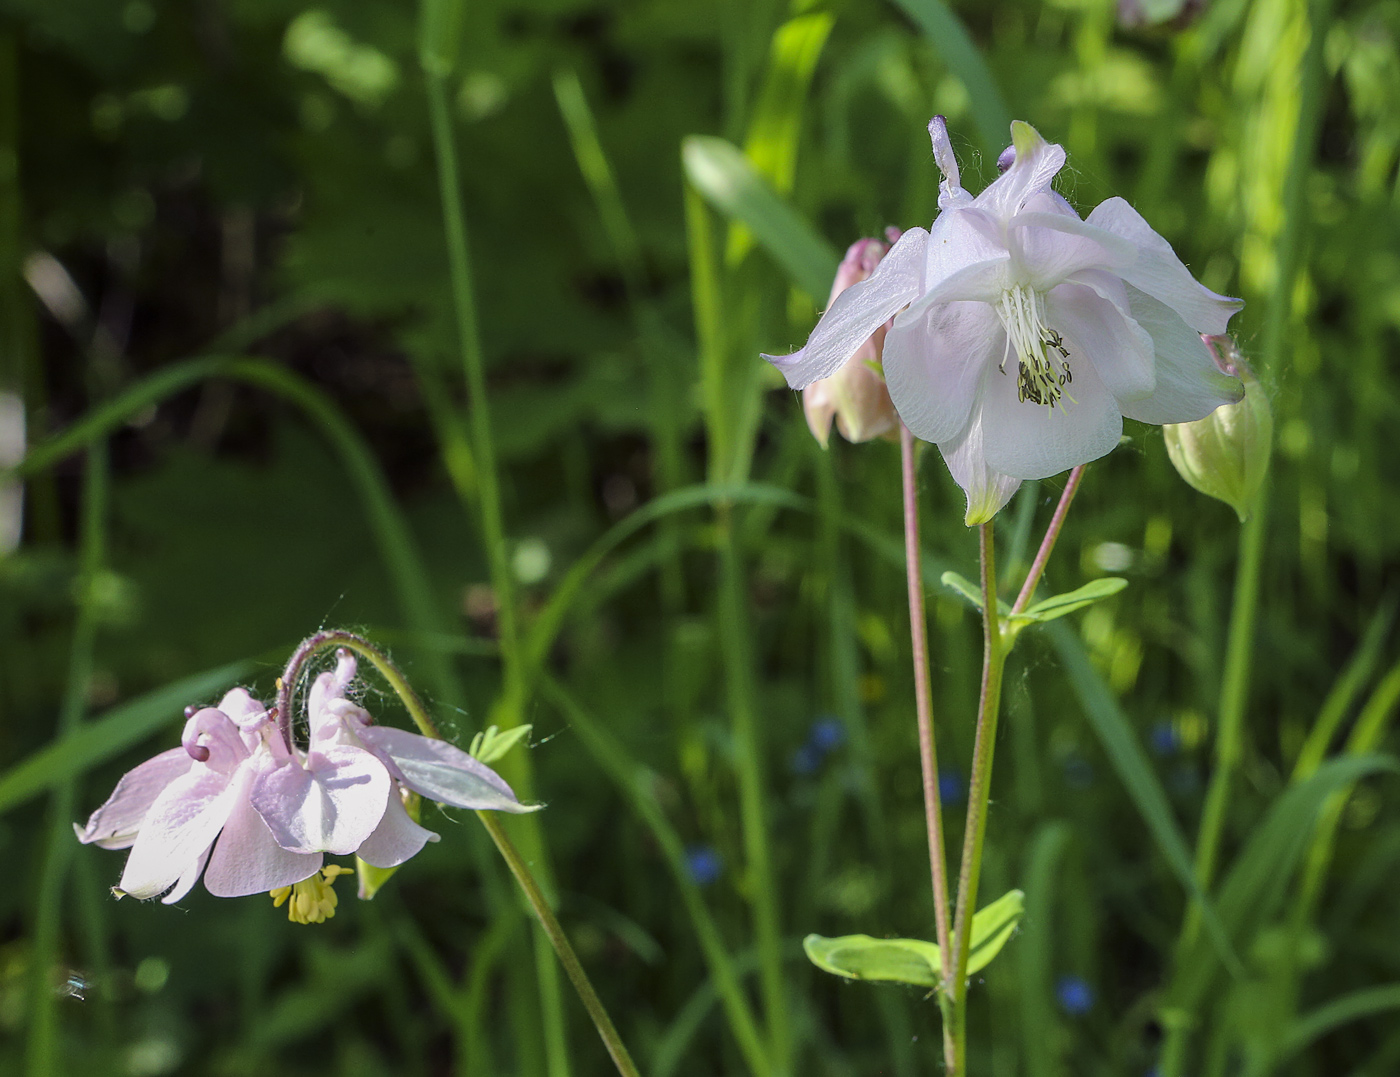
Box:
765 117 1245 523
76 653 536 917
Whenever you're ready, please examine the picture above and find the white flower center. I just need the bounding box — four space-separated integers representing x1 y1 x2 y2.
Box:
995 285 1074 410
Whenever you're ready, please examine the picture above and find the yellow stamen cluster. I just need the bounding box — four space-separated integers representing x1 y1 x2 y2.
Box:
270 865 354 924
995 284 1075 409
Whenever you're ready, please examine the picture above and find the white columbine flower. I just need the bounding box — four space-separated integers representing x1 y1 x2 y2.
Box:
766 117 1244 523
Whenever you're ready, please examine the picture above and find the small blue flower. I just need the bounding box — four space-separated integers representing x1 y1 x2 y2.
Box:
939 770 966 805
1149 722 1178 756
1055 975 1095 1015
685 846 723 887
809 717 846 753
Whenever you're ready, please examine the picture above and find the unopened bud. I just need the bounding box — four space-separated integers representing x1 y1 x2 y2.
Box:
1163 337 1272 522
803 236 900 448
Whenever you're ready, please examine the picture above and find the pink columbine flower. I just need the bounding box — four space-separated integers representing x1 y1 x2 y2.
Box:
766 118 1244 523
252 651 537 871
76 689 321 903
802 234 901 449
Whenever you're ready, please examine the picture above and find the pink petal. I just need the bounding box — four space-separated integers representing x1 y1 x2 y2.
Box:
976 345 1123 480
217 687 268 727
116 767 239 901
764 228 929 389
1118 286 1243 424
204 768 323 897
355 788 440 869
161 844 212 906
358 726 537 813
1046 284 1156 403
936 415 1023 525
75 747 192 850
1084 198 1243 334
250 746 390 856
309 651 359 733
884 300 1003 444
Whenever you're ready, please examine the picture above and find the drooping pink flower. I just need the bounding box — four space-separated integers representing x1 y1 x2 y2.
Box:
802 235 901 448
76 689 321 903
766 118 1243 523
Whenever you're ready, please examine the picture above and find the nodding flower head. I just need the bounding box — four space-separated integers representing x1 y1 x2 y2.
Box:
766 117 1243 524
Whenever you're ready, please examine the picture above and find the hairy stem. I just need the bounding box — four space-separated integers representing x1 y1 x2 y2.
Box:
1010 465 1085 617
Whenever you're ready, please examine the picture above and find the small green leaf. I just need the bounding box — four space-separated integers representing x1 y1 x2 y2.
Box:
1012 578 1128 624
940 571 984 611
804 889 1024 987
468 723 533 765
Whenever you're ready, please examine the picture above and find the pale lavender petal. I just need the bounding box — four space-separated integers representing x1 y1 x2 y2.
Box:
204 767 323 897
161 844 212 906
1118 286 1243 424
977 345 1123 479
928 115 967 206
250 746 391 856
764 228 929 389
1011 214 1129 292
217 687 268 728
925 206 1005 289
937 415 1023 525
884 300 1004 444
975 122 1067 221
355 788 440 869
308 651 359 732
1085 197 1243 333
1046 283 1156 403
116 767 239 900
75 747 192 850
180 708 248 773
358 726 538 814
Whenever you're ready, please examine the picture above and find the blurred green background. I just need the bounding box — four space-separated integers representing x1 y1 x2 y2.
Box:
2 0 1399 1074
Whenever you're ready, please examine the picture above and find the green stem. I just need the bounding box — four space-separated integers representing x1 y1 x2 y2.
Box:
478 813 643 1077
25 443 107 1076
1010 466 1086 617
946 523 1008 1076
718 515 790 1073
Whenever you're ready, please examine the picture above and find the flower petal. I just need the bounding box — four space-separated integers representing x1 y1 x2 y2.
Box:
1010 214 1127 292
203 767 323 897
925 205 1006 289
116 767 240 901
1046 283 1156 403
250 746 391 856
355 788 440 869
217 687 268 727
977 344 1123 479
764 228 929 389
1084 198 1243 334
309 651 359 734
75 747 192 850
1118 286 1244 424
161 844 212 906
937 417 1023 525
358 726 538 813
884 300 1004 444
975 122 1067 221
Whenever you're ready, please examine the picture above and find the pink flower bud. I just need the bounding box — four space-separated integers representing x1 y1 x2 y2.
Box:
802 237 901 448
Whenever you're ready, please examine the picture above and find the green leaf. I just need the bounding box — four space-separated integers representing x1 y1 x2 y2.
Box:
803 889 1024 987
1012 578 1128 625
682 135 839 299
940 570 984 610
469 723 533 766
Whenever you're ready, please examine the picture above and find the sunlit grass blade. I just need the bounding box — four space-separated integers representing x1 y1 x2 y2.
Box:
683 136 838 300
890 0 1012 157
1045 621 1242 977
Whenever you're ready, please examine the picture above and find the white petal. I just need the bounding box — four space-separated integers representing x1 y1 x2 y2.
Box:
75 747 192 850
358 726 538 813
925 206 1005 289
975 122 1067 221
1046 284 1155 402
116 767 239 901
355 787 440 869
1084 198 1243 334
764 228 929 389
1118 287 1244 424
161 844 212 906
928 115 962 196
884 300 1004 444
250 746 391 856
203 767 323 897
937 416 1023 525
977 346 1124 480
1011 214 1127 292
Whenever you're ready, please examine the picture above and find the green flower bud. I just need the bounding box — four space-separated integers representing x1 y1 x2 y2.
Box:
1163 336 1272 522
